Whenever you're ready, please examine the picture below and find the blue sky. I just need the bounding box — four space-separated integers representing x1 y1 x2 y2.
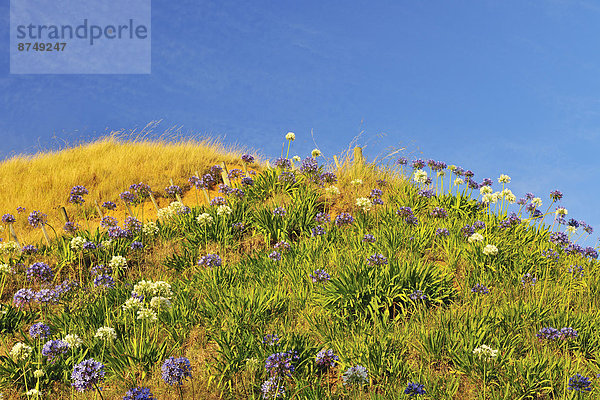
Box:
1 0 599 245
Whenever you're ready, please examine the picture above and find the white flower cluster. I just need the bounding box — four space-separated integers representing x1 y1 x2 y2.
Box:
454 178 464 186
498 174 511 184
124 280 174 323
473 344 499 361
109 255 127 269
325 186 340 196
157 201 187 219
133 280 173 299
142 221 159 236
355 197 372 212
292 155 301 162
101 239 113 248
10 342 33 361
311 149 321 157
216 205 232 216
285 132 296 141
70 236 87 251
556 207 568 216
95 326 117 341
33 369 45 378
0 241 19 255
350 179 363 186
63 334 83 348
0 264 11 274
531 197 542 208
413 169 428 184
196 213 214 227
468 233 484 243
483 244 498 256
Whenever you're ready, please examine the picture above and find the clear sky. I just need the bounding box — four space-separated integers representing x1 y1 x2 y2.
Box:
1 1 599 245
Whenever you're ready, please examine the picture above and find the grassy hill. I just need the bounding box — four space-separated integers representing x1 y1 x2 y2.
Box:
0 135 598 399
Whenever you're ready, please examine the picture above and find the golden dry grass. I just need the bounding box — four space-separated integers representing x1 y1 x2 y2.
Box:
0 132 257 245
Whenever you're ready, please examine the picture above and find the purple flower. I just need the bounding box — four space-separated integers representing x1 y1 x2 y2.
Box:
42 339 69 360
273 207 287 217
404 382 426 396
100 216 119 229
320 172 337 184
471 283 489 295
241 154 255 164
334 212 354 226
71 358 105 392
396 157 408 165
210 165 223 177
461 225 475 237
274 158 292 169
161 357 192 386
300 157 319 174
120 191 136 204
404 215 419 226
269 251 282 261
418 189 435 198
409 289 427 300
315 212 330 224
131 241 144 250
13 288 36 308
397 207 413 217
16 206 26 213
165 185 182 198
129 183 152 202
429 207 447 218
123 387 156 400
21 245 38 254
481 178 493 186
108 226 131 239
101 201 117 210
69 194 85 205
568 374 592 392
369 188 383 198
228 168 244 179
311 225 326 237
94 274 115 289
241 177 254 186
219 184 233 195
261 377 285 399
274 241 291 251
278 171 296 183
262 334 280 346
91 264 112 276
362 234 376 243
29 322 51 340
265 351 297 378
124 216 142 233
367 253 388 266
63 221 80 234
198 254 222 268
536 327 560 340
310 269 331 284
411 159 425 169
435 228 449 237
550 190 563 202
83 242 97 251
70 185 88 196
35 289 59 305
26 262 54 283
1 214 16 224
315 349 339 370
28 210 47 228
210 196 227 206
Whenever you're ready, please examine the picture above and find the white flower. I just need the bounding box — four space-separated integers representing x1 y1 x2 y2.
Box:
483 244 498 255
142 221 159 236
109 255 127 270
63 334 83 349
454 178 464 186
355 197 372 212
342 364 369 386
0 264 11 274
482 194 492 204
350 179 363 186
25 389 41 398
133 280 173 299
10 342 33 361
468 233 484 243
122 297 143 312
196 213 214 227
311 149 321 157
70 236 87 251
150 296 172 311
556 207 568 216
94 326 116 341
0 225 4 232
413 169 428 184
292 155 301 162
137 307 158 322
505 193 516 204
488 192 500 204
480 186 493 195
324 186 340 196
531 197 542 208
216 205 232 216
566 226 577 234
0 241 19 255
169 201 187 214
157 207 172 220
33 369 45 378
285 132 296 141
473 344 499 361
101 239 113 248
498 174 511 184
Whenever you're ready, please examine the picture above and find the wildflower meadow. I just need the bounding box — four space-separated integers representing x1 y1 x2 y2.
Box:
0 134 599 399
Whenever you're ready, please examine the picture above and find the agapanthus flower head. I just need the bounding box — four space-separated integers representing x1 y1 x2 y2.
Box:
334 212 354 226
69 194 85 205
202 173 216 188
101 201 117 210
241 177 254 186
498 174 511 184
1 214 16 224
262 334 280 346
342 365 369 386
241 154 255 164
396 207 413 217
35 288 59 304
228 169 244 180
320 172 337 184
93 274 115 289
397 157 408 165
560 327 578 340
300 157 319 174
472 344 499 361
418 188 435 198
210 165 223 177
405 215 419 225
95 326 117 341
367 253 388 266
63 221 80 234
471 283 489 295
216 205 232 216
165 185 182 198
161 356 192 386
268 251 281 261
10 342 33 361
210 196 227 206
362 233 376 243
435 228 449 237
261 377 285 399
63 334 83 349
409 289 427 300
355 197 372 212
120 191 136 204
310 269 331 284
273 207 287 217
71 358 105 392
123 387 156 400
198 254 222 268
430 207 447 219
413 169 428 184
42 339 69 360
100 216 118 229
315 349 339 370
521 273 537 287
29 322 51 340
311 225 326 237
404 382 426 396
16 206 26 213
468 233 484 243
82 241 97 251
274 157 292 169
550 190 563 202
274 241 291 251
265 351 298 378
27 210 47 228
568 264 584 277
568 374 592 392
26 262 54 283
315 212 330 224
109 255 128 270
411 159 425 169
130 241 144 250
21 245 38 254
